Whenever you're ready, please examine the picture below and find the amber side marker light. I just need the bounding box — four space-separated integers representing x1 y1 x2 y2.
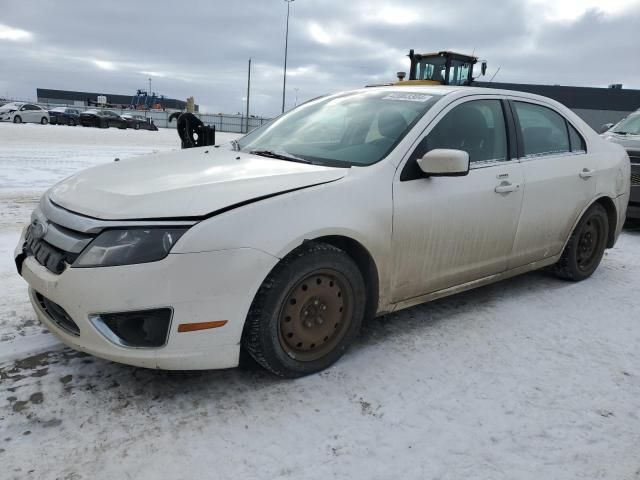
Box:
178 321 228 333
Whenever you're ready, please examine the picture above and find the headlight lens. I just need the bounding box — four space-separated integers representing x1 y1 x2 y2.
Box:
73 228 187 268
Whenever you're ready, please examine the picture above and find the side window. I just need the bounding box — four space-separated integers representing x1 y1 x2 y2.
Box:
513 102 570 156
401 99 508 181
568 123 586 153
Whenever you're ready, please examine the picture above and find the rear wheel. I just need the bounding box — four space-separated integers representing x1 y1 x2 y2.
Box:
553 203 609 281
69 119 76 126
243 242 366 377
41 117 48 125
13 115 22 124
134 122 140 130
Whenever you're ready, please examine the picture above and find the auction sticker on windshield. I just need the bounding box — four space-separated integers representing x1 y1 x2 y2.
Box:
383 92 433 102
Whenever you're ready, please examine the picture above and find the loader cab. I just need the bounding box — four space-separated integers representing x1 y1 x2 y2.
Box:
402 50 486 86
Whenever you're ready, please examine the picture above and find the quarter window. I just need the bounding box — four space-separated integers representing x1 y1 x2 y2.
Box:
513 102 570 156
568 123 586 153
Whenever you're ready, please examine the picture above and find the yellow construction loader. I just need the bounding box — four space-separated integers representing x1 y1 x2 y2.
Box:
395 49 487 86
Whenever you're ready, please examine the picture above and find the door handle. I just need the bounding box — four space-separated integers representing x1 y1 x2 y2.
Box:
495 182 520 194
579 168 595 179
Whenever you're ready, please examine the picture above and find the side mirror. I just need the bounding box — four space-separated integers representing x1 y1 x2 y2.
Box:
481 61 487 76
599 123 614 134
418 149 470 177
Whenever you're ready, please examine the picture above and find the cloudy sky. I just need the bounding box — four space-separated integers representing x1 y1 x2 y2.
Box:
1 0 639 116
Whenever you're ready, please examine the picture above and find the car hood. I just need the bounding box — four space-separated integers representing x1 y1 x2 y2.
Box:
47 147 348 220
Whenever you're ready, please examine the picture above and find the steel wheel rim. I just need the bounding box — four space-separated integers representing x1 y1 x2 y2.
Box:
278 269 354 362
576 216 604 272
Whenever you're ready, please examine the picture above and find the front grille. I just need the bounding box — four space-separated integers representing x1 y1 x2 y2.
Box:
35 292 80 336
23 224 80 274
632 172 640 186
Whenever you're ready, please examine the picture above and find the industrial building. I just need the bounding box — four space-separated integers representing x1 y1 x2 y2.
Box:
36 88 197 111
477 82 640 130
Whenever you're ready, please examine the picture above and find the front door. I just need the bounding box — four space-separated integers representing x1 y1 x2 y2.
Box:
391 98 524 302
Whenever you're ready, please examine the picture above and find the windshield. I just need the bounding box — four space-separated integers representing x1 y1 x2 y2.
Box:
51 107 66 112
612 113 640 135
237 90 440 166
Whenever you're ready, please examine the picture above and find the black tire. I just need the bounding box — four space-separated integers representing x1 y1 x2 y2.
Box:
69 119 76 126
41 117 48 125
243 242 366 377
13 115 22 124
134 123 140 130
554 203 609 281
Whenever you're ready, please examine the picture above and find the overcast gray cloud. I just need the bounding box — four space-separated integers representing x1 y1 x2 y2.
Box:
1 0 639 116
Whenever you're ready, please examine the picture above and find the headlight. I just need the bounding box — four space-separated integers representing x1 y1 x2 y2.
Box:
73 228 187 268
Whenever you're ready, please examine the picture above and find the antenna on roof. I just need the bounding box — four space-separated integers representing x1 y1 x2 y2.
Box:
488 66 501 83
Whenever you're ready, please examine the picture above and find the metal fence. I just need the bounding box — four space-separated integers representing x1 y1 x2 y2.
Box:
4 97 272 133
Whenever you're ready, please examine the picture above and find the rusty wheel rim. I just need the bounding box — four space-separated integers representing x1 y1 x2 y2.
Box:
278 269 354 362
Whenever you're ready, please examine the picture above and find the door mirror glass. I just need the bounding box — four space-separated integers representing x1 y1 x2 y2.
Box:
418 149 470 177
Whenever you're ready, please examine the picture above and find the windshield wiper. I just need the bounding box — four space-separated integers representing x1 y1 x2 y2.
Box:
249 150 312 164
612 130 629 135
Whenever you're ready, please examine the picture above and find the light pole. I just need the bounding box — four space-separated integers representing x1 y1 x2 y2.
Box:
281 0 294 114
294 88 299 106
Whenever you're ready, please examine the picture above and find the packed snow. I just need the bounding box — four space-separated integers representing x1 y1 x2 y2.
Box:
1 123 639 479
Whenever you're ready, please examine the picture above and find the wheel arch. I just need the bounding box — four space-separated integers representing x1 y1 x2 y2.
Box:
593 196 618 248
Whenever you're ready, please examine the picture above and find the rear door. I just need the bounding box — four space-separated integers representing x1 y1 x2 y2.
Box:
508 99 595 267
391 97 525 301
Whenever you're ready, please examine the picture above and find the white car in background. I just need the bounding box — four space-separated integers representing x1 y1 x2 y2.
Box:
14 86 630 377
0 102 50 124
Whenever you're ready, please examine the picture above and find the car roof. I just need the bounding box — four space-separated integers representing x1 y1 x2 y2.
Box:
358 85 571 112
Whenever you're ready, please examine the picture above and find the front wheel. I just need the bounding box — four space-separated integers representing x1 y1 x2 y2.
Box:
69 118 76 126
243 242 366 377
13 115 22 124
41 117 48 125
553 203 609 281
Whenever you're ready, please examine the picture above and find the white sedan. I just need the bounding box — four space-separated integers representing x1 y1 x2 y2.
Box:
14 86 630 377
0 102 50 124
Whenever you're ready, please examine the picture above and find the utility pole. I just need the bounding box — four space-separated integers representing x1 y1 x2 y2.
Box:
148 77 152 94
281 0 294 113
294 88 299 106
246 58 252 133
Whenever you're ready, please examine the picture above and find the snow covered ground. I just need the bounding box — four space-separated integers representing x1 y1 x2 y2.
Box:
1 123 640 479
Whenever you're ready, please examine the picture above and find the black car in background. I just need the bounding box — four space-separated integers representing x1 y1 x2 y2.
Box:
48 107 80 126
79 109 128 129
121 113 158 131
601 111 640 219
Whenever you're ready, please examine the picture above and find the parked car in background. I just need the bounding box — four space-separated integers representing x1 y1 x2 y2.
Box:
601 111 640 219
121 113 158 131
49 107 81 126
14 86 629 377
0 102 50 124
79 109 127 129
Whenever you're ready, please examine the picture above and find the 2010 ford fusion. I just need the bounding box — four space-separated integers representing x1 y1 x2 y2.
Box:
14 86 630 377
